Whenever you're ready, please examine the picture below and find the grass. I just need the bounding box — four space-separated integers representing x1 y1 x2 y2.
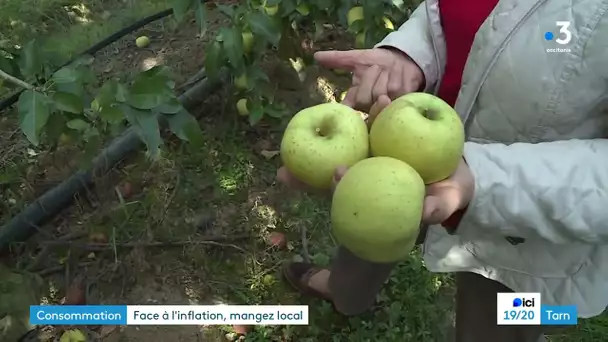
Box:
0 0 607 341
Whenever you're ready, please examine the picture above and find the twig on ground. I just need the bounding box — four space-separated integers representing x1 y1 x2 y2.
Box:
27 231 88 271
38 262 92 277
40 234 252 253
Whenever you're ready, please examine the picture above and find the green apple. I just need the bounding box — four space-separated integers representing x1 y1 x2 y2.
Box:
236 98 249 116
242 31 254 54
135 36 150 48
331 156 425 263
264 3 279 16
347 6 364 27
369 92 465 184
355 31 366 49
296 3 310 16
234 74 248 90
280 102 369 189
383 16 394 30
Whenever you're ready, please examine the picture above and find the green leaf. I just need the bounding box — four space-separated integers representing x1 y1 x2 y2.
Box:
97 80 121 105
219 27 244 72
216 4 235 18
52 66 80 84
249 105 264 126
247 12 281 46
80 134 101 169
0 54 19 79
128 74 172 110
66 119 90 131
123 106 162 159
18 90 52 146
204 42 224 80
165 109 204 146
172 0 193 22
193 0 208 37
45 112 67 145
312 252 330 267
18 40 43 79
99 105 124 123
52 92 83 114
157 97 183 114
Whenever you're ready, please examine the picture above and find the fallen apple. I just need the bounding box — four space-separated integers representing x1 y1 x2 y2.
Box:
355 31 366 49
369 92 465 184
264 3 279 16
347 6 364 27
135 36 150 48
383 16 394 30
331 156 425 263
280 102 369 189
234 74 248 90
242 31 254 54
296 3 310 16
236 98 249 116
267 231 287 248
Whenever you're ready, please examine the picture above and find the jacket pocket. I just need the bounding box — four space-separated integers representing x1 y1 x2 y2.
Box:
463 237 592 278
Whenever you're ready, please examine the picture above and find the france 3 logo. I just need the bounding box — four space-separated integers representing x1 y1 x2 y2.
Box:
544 21 572 53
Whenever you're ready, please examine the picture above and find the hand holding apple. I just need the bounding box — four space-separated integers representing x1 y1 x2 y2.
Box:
422 159 474 225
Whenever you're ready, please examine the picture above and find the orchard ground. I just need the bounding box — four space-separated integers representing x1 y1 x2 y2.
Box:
0 0 606 341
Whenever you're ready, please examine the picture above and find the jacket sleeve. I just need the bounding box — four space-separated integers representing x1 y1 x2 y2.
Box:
458 139 608 244
374 2 443 92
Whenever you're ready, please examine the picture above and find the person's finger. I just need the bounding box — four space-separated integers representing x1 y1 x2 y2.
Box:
387 61 404 99
341 87 358 108
401 62 421 93
331 166 349 192
368 95 392 126
422 195 450 225
372 70 389 102
277 166 310 191
314 50 370 70
355 65 381 111
422 187 461 225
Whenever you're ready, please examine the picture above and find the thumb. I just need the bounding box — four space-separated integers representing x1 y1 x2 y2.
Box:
331 166 349 192
314 50 369 70
422 195 454 225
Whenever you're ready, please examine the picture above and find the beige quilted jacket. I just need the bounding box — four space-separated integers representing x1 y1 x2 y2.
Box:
377 0 608 318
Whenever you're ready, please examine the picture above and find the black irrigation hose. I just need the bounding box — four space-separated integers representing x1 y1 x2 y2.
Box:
0 6 183 112
0 73 225 251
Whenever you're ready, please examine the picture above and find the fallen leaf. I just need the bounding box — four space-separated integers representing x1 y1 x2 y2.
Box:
65 276 86 305
117 182 133 199
260 150 279 160
267 232 287 249
232 325 251 335
89 232 107 243
87 252 96 259
60 329 86 342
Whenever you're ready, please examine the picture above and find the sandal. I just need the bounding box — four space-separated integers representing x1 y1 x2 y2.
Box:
282 262 332 301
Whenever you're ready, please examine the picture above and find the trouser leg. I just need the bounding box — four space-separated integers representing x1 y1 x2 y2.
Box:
327 245 396 316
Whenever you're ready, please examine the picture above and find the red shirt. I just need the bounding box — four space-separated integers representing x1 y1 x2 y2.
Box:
436 0 500 107
437 0 499 229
